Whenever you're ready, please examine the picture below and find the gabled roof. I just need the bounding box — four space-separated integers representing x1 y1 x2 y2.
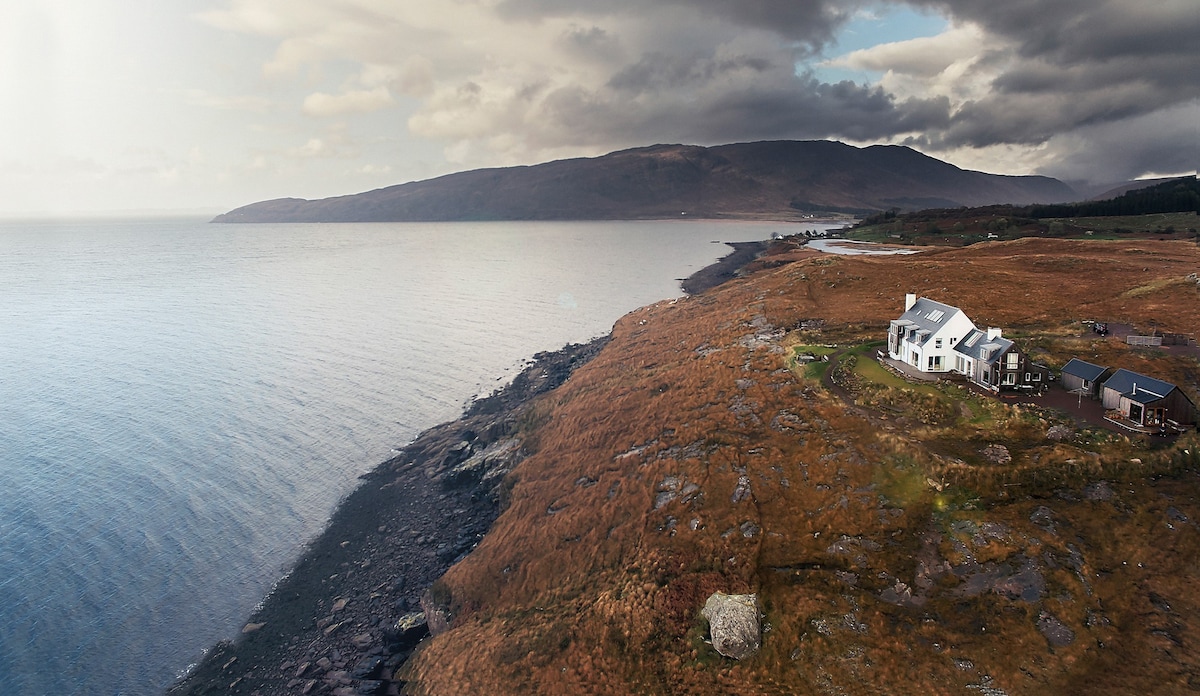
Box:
894 297 971 345
1061 358 1108 382
1102 368 1177 403
953 329 1013 364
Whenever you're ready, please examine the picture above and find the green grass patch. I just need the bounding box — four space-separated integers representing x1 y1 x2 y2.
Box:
1049 212 1199 237
791 345 838 379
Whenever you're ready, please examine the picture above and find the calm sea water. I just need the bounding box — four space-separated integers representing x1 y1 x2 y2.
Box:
0 217 807 695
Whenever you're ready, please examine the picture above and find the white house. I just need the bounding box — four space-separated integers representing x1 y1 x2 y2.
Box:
887 294 978 373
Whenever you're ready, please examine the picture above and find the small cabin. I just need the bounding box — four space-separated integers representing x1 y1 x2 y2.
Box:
1101 369 1196 430
1060 358 1110 399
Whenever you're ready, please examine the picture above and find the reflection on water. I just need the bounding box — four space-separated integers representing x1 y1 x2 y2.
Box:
808 238 922 255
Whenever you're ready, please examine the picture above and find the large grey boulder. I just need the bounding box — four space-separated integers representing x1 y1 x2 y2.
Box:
702 592 760 659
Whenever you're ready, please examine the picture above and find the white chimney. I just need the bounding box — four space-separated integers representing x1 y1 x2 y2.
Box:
905 293 917 311
987 327 1003 340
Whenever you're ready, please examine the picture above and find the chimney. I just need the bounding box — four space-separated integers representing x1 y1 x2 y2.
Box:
905 293 917 311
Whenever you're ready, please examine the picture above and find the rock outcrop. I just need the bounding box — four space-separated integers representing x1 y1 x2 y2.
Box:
702 592 761 660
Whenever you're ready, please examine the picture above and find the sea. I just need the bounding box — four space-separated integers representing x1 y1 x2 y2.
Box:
0 217 828 695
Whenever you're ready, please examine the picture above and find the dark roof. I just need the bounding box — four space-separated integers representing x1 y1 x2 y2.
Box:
1102 368 1177 403
953 329 1012 365
1061 358 1108 382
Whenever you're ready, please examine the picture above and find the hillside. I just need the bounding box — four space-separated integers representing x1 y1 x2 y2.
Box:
169 237 1200 696
401 238 1200 694
211 141 1077 223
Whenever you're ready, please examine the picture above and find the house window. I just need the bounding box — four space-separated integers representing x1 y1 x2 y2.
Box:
928 356 942 370
1002 372 1017 385
1025 372 1031 381
1005 353 1019 369
935 338 943 348
1033 373 1042 381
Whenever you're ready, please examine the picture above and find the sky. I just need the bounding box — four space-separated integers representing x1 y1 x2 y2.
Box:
1 0 1197 216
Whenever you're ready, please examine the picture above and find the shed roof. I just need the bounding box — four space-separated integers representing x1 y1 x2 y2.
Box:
1061 358 1108 382
1102 368 1177 403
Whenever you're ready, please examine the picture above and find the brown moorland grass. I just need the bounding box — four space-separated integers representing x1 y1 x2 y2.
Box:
401 239 1200 695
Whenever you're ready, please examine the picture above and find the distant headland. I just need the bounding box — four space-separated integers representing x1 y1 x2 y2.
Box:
212 140 1077 224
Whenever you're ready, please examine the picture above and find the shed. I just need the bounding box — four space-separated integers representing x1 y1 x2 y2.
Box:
1060 359 1109 399
1100 369 1196 429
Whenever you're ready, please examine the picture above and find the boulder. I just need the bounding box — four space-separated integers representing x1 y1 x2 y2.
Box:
1046 425 1073 441
701 592 760 660
385 611 431 651
981 444 1011 465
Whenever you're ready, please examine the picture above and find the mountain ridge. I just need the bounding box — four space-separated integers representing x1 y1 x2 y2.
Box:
212 141 1078 223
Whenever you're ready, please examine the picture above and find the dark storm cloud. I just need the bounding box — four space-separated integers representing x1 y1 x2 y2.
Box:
607 52 773 93
907 0 1200 148
536 63 951 148
496 0 862 50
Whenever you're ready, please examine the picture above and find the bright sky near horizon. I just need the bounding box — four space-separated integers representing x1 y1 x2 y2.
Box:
1 0 1197 216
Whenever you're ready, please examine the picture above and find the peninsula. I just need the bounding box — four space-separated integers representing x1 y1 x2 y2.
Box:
172 234 1200 695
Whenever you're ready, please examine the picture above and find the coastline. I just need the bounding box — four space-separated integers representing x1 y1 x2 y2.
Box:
167 338 607 696
678 240 770 294
167 237 777 695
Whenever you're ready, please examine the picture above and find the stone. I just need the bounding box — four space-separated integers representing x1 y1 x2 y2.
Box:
1083 480 1113 501
1037 611 1075 647
353 680 386 696
351 632 375 649
1046 425 1073 441
385 611 430 651
981 444 1011 465
349 656 384 680
241 622 265 634
701 592 760 660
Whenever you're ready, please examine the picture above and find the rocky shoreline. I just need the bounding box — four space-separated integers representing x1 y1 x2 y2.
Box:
167 237 777 696
167 337 608 696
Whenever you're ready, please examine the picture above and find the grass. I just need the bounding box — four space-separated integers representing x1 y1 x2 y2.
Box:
790 344 838 379
403 238 1200 696
1050 212 1199 237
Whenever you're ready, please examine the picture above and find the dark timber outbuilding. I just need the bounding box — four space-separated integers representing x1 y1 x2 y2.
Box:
1060 359 1110 399
1100 368 1196 430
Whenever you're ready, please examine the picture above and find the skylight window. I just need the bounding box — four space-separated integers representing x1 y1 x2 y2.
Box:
926 309 945 322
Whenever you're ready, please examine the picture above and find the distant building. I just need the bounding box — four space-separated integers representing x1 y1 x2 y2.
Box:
1100 369 1196 430
1059 359 1110 399
887 295 977 373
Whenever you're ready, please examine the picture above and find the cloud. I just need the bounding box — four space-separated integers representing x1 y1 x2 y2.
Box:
302 86 394 116
198 0 1199 183
185 89 273 112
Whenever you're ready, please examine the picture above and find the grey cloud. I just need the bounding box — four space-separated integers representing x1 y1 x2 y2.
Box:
1035 102 1200 184
560 26 623 62
607 52 773 93
896 0 1200 154
497 0 862 49
536 66 950 149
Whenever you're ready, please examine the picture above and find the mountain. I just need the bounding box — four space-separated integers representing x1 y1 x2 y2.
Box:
212 141 1078 222
1087 176 1196 201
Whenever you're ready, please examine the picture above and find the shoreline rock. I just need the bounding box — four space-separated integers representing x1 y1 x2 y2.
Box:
167 337 607 696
